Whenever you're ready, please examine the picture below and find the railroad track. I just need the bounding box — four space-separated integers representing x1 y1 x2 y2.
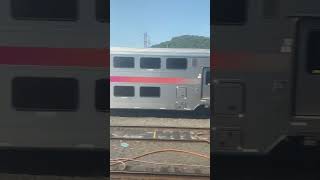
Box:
110 126 210 143
110 171 210 180
110 126 210 178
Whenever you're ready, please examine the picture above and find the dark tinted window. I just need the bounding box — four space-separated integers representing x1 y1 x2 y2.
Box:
12 77 78 111
96 0 108 23
95 79 109 111
140 87 160 97
205 71 211 85
11 0 78 21
212 0 247 25
140 57 161 69
307 31 320 74
113 57 134 68
166 58 187 69
114 86 134 97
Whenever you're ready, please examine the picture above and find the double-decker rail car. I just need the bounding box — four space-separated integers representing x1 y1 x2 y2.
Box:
212 0 320 155
110 47 210 111
0 0 108 157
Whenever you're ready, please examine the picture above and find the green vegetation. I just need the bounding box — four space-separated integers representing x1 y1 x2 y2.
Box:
151 35 210 49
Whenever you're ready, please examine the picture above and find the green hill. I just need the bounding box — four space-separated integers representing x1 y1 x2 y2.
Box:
151 35 210 49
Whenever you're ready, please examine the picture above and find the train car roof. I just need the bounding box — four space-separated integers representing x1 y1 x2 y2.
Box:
111 47 210 57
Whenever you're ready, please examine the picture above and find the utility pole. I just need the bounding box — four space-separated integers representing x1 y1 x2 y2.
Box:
144 32 151 48
144 32 148 48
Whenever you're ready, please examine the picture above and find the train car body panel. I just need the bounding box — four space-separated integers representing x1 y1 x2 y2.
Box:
0 0 109 150
110 47 210 111
212 0 320 154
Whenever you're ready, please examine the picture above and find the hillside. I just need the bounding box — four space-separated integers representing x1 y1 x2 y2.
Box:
151 35 210 49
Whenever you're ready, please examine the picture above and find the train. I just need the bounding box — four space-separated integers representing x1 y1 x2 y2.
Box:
0 0 108 174
212 0 320 155
110 47 210 111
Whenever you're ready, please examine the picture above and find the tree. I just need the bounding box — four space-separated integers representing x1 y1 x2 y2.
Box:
151 35 210 49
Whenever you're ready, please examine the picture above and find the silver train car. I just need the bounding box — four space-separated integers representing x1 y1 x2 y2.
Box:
212 0 320 155
0 0 108 152
110 47 210 111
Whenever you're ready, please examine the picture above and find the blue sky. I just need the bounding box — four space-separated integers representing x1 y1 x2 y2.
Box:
111 0 210 48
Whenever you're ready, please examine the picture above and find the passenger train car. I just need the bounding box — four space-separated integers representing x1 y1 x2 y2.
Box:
212 0 320 155
110 47 210 111
0 0 108 174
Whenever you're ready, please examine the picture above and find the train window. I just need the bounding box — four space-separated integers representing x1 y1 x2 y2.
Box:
95 79 109 111
113 57 135 68
140 87 161 97
307 31 320 74
166 58 187 69
11 0 78 21
205 71 210 85
212 0 247 25
114 86 134 97
12 77 78 111
96 0 108 23
140 57 161 69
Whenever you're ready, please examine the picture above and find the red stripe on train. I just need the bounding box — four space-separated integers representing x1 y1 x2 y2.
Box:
110 76 198 84
0 47 109 68
211 52 255 70
212 52 286 71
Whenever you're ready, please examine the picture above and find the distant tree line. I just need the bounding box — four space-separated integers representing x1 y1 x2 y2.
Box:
151 35 210 49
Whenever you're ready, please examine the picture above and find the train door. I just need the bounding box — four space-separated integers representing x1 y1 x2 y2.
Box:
295 18 320 115
202 67 210 99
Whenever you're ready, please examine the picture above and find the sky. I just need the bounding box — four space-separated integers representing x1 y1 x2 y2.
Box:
110 0 210 48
